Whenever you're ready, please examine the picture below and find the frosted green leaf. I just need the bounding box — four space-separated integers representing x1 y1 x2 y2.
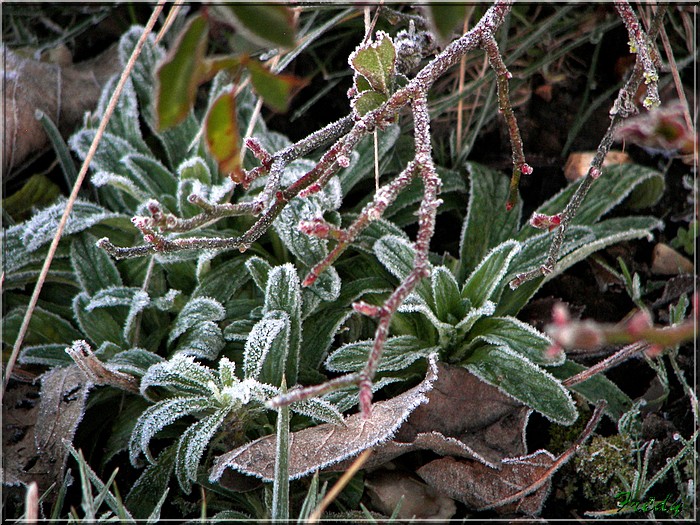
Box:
177 156 212 184
264 265 302 384
374 235 432 302
522 164 665 239
69 129 138 176
304 266 341 305
2 306 82 347
86 287 147 311
107 348 164 378
21 199 121 253
461 240 520 307
243 311 290 385
19 343 75 367
291 397 344 425
349 31 396 95
174 321 225 361
273 190 329 268
129 395 211 464
326 335 437 373
464 345 577 425
70 233 122 295
194 257 250 304
454 301 496 336
177 157 212 217
125 445 176 520
118 27 163 111
459 162 522 282
246 256 273 293
397 294 453 336
91 171 149 201
152 289 181 311
168 297 226 344
73 292 125 347
175 406 232 493
218 357 237 388
431 266 463 323
351 90 388 117
96 75 150 155
123 154 177 198
223 319 256 342
466 316 561 366
140 355 217 400
548 360 632 420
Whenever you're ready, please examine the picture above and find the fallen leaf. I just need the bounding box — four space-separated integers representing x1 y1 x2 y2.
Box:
2 367 90 491
3 45 121 174
563 150 631 182
651 242 694 275
416 450 556 516
210 354 439 484
365 469 456 520
394 362 531 466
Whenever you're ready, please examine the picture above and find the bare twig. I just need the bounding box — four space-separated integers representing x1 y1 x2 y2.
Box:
2 1 167 396
510 2 667 289
66 340 140 394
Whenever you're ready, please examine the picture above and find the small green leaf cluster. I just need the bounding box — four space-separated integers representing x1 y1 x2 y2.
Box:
349 31 400 117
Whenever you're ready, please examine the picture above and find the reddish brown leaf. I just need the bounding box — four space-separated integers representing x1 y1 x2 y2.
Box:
416 450 556 516
210 355 439 484
3 367 90 491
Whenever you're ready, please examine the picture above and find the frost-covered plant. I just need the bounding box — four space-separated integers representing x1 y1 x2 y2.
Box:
318 161 664 424
3 1 676 520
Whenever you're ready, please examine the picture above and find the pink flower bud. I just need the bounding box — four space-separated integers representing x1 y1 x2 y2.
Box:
245 137 271 163
505 71 513 80
143 234 156 244
146 200 161 215
337 155 350 168
529 212 562 231
520 163 533 175
590 167 602 179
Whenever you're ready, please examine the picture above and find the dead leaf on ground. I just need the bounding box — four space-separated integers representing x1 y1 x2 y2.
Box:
564 150 631 182
365 469 456 520
416 450 556 516
2 366 90 491
210 354 440 485
3 44 121 174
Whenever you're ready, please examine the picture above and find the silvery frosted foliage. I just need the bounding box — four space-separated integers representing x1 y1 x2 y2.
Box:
131 351 343 493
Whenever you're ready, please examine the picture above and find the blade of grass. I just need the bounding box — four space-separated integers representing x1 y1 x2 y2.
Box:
2 0 166 397
308 448 372 523
271 377 290 521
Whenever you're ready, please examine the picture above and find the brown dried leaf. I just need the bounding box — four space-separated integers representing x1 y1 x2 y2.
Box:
3 45 121 174
210 355 439 484
416 450 556 516
2 366 90 491
563 150 631 182
365 469 456 520
395 362 530 466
